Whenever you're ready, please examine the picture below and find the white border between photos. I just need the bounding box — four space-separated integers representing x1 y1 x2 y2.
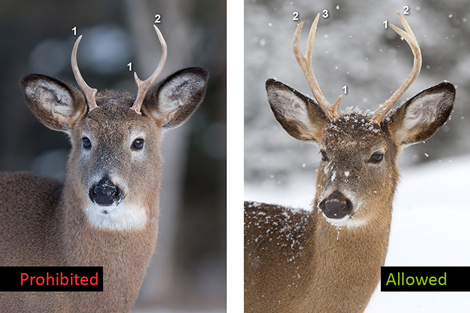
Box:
227 0 244 312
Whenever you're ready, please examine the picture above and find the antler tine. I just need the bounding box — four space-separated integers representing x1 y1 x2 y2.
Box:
130 25 168 114
293 14 342 121
371 11 422 124
71 35 98 112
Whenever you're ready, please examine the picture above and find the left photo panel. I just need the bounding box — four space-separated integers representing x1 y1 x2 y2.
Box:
0 1 226 312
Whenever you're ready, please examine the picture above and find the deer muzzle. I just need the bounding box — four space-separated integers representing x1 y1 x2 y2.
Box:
318 190 353 219
89 177 123 207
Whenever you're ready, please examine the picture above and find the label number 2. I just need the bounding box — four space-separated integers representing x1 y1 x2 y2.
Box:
293 12 299 21
155 14 161 24
403 6 410 15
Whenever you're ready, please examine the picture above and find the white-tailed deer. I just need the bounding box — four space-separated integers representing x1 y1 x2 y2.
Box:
0 25 208 312
245 12 455 312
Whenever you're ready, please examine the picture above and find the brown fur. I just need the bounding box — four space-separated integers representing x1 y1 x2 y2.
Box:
0 172 159 312
244 80 455 312
0 67 208 312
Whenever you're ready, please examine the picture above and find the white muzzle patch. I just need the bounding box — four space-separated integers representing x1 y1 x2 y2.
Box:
323 214 368 229
84 201 147 231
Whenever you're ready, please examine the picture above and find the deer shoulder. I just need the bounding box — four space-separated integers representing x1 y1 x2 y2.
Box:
0 172 63 265
245 201 315 311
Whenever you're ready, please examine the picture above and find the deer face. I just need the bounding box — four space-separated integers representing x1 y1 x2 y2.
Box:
21 26 208 231
314 115 399 227
266 79 455 228
21 67 208 231
68 99 162 229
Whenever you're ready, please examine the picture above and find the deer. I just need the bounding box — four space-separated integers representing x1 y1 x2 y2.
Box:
244 12 455 313
0 25 208 313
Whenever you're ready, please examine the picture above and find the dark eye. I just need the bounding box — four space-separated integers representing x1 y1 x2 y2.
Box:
368 153 384 164
320 150 329 161
132 138 145 150
82 137 91 150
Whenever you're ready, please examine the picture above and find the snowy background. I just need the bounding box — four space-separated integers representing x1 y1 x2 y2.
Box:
245 0 470 185
245 0 470 311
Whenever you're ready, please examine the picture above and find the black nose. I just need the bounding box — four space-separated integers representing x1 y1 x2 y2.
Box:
89 177 122 206
319 191 353 219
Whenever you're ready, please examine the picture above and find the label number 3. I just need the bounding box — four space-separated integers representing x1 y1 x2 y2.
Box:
322 9 329 19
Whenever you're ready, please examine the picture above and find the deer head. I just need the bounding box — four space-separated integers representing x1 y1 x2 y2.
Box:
266 12 455 228
21 26 209 231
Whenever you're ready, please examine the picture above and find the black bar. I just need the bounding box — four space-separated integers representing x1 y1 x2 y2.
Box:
381 266 470 292
0 267 103 292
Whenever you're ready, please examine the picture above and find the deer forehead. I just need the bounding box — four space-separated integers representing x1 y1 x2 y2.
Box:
321 114 388 151
78 104 156 140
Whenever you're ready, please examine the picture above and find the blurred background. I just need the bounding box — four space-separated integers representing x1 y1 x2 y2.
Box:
0 1 226 312
245 0 470 189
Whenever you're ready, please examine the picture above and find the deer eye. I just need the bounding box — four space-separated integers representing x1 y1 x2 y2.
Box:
320 150 329 161
82 137 91 150
368 153 384 164
132 138 145 150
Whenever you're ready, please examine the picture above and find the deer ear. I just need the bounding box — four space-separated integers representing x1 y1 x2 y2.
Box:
143 67 209 129
266 79 329 144
387 82 455 147
21 74 87 133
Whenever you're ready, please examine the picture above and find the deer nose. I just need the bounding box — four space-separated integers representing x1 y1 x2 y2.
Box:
89 177 122 207
319 191 353 219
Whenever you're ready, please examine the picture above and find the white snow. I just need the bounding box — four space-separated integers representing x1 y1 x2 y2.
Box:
245 154 470 312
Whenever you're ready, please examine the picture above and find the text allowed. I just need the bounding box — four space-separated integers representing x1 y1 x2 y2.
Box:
381 266 470 292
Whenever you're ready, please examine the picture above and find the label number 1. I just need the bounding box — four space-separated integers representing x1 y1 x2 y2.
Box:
72 27 77 36
342 85 348 95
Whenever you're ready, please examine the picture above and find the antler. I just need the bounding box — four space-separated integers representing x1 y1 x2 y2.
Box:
371 11 422 124
293 13 342 121
130 25 168 114
71 36 98 112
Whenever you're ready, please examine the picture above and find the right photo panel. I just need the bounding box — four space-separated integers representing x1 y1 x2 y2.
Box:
244 1 470 312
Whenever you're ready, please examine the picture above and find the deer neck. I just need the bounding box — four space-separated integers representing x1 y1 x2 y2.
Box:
304 201 392 312
48 181 160 309
57 178 160 257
